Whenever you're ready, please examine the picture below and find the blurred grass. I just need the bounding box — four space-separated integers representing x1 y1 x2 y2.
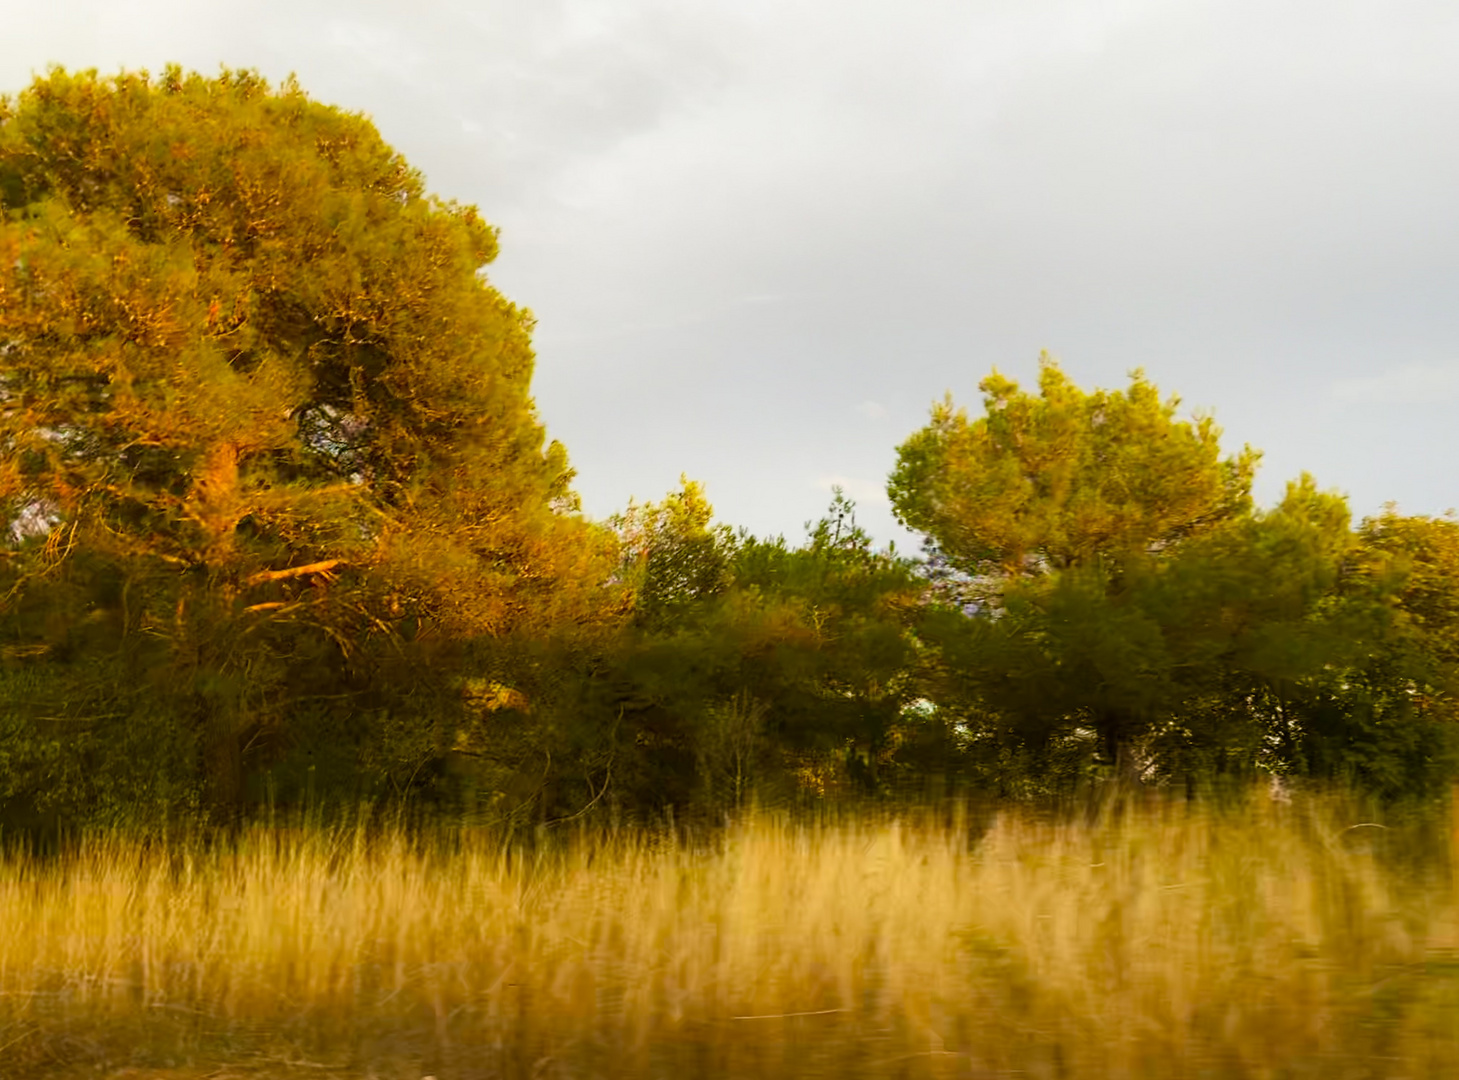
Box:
1 787 1458 1079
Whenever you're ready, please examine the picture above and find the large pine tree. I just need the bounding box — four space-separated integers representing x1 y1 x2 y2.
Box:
0 67 617 817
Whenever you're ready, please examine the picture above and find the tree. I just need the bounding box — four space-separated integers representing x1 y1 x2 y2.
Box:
0 67 617 821
610 476 737 631
728 489 927 796
889 355 1257 582
1277 509 1459 798
1356 510 1459 670
520 485 928 817
889 357 1357 784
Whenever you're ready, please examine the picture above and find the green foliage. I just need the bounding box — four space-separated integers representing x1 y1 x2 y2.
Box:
893 359 1262 778
1278 510 1459 799
0 66 618 824
889 354 1257 579
0 656 204 834
527 486 930 818
0 68 1451 827
727 490 929 794
610 476 737 630
892 360 1453 796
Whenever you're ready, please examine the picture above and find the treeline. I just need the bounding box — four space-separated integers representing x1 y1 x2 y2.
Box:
0 67 1455 832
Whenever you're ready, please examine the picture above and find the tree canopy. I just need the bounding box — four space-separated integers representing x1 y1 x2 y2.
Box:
0 66 617 820
0 67 1453 832
889 355 1257 580
890 359 1457 794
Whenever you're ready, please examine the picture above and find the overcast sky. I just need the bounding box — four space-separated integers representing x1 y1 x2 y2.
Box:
5 1 1458 547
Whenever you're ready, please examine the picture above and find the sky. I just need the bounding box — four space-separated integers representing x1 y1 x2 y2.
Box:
3 0 1458 548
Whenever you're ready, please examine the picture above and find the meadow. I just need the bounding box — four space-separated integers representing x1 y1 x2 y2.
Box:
1 788 1457 1079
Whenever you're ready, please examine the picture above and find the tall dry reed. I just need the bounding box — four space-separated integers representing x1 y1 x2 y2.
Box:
1 789 1456 1078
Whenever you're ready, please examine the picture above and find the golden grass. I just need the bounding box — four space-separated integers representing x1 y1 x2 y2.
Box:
2 789 1458 1079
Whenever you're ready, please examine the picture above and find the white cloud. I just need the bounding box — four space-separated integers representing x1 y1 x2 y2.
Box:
6 0 1459 540
816 474 888 506
325 20 427 84
1331 364 1459 405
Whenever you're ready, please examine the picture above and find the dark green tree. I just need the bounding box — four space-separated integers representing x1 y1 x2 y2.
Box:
0 67 617 823
890 357 1371 787
610 476 737 631
727 490 928 797
557 485 926 814
1276 509 1459 798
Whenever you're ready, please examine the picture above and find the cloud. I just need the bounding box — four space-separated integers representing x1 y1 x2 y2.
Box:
816 474 889 506
7 0 1459 541
1331 364 1459 405
325 20 427 84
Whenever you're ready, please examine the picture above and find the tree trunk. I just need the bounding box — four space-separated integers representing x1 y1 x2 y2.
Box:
203 702 245 825
1102 716 1143 786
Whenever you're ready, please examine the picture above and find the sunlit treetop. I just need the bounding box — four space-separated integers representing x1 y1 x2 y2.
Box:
0 65 613 638
888 354 1259 579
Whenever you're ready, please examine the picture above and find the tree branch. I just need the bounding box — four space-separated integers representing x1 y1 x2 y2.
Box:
245 559 343 587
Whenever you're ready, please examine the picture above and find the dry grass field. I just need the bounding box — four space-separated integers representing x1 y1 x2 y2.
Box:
1 788 1457 1079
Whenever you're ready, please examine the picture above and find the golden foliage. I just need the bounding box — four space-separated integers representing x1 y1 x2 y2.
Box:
1 792 1455 1076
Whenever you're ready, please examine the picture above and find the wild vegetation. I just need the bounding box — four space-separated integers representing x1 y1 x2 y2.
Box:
2 791 1458 1079
1 66 1458 1077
